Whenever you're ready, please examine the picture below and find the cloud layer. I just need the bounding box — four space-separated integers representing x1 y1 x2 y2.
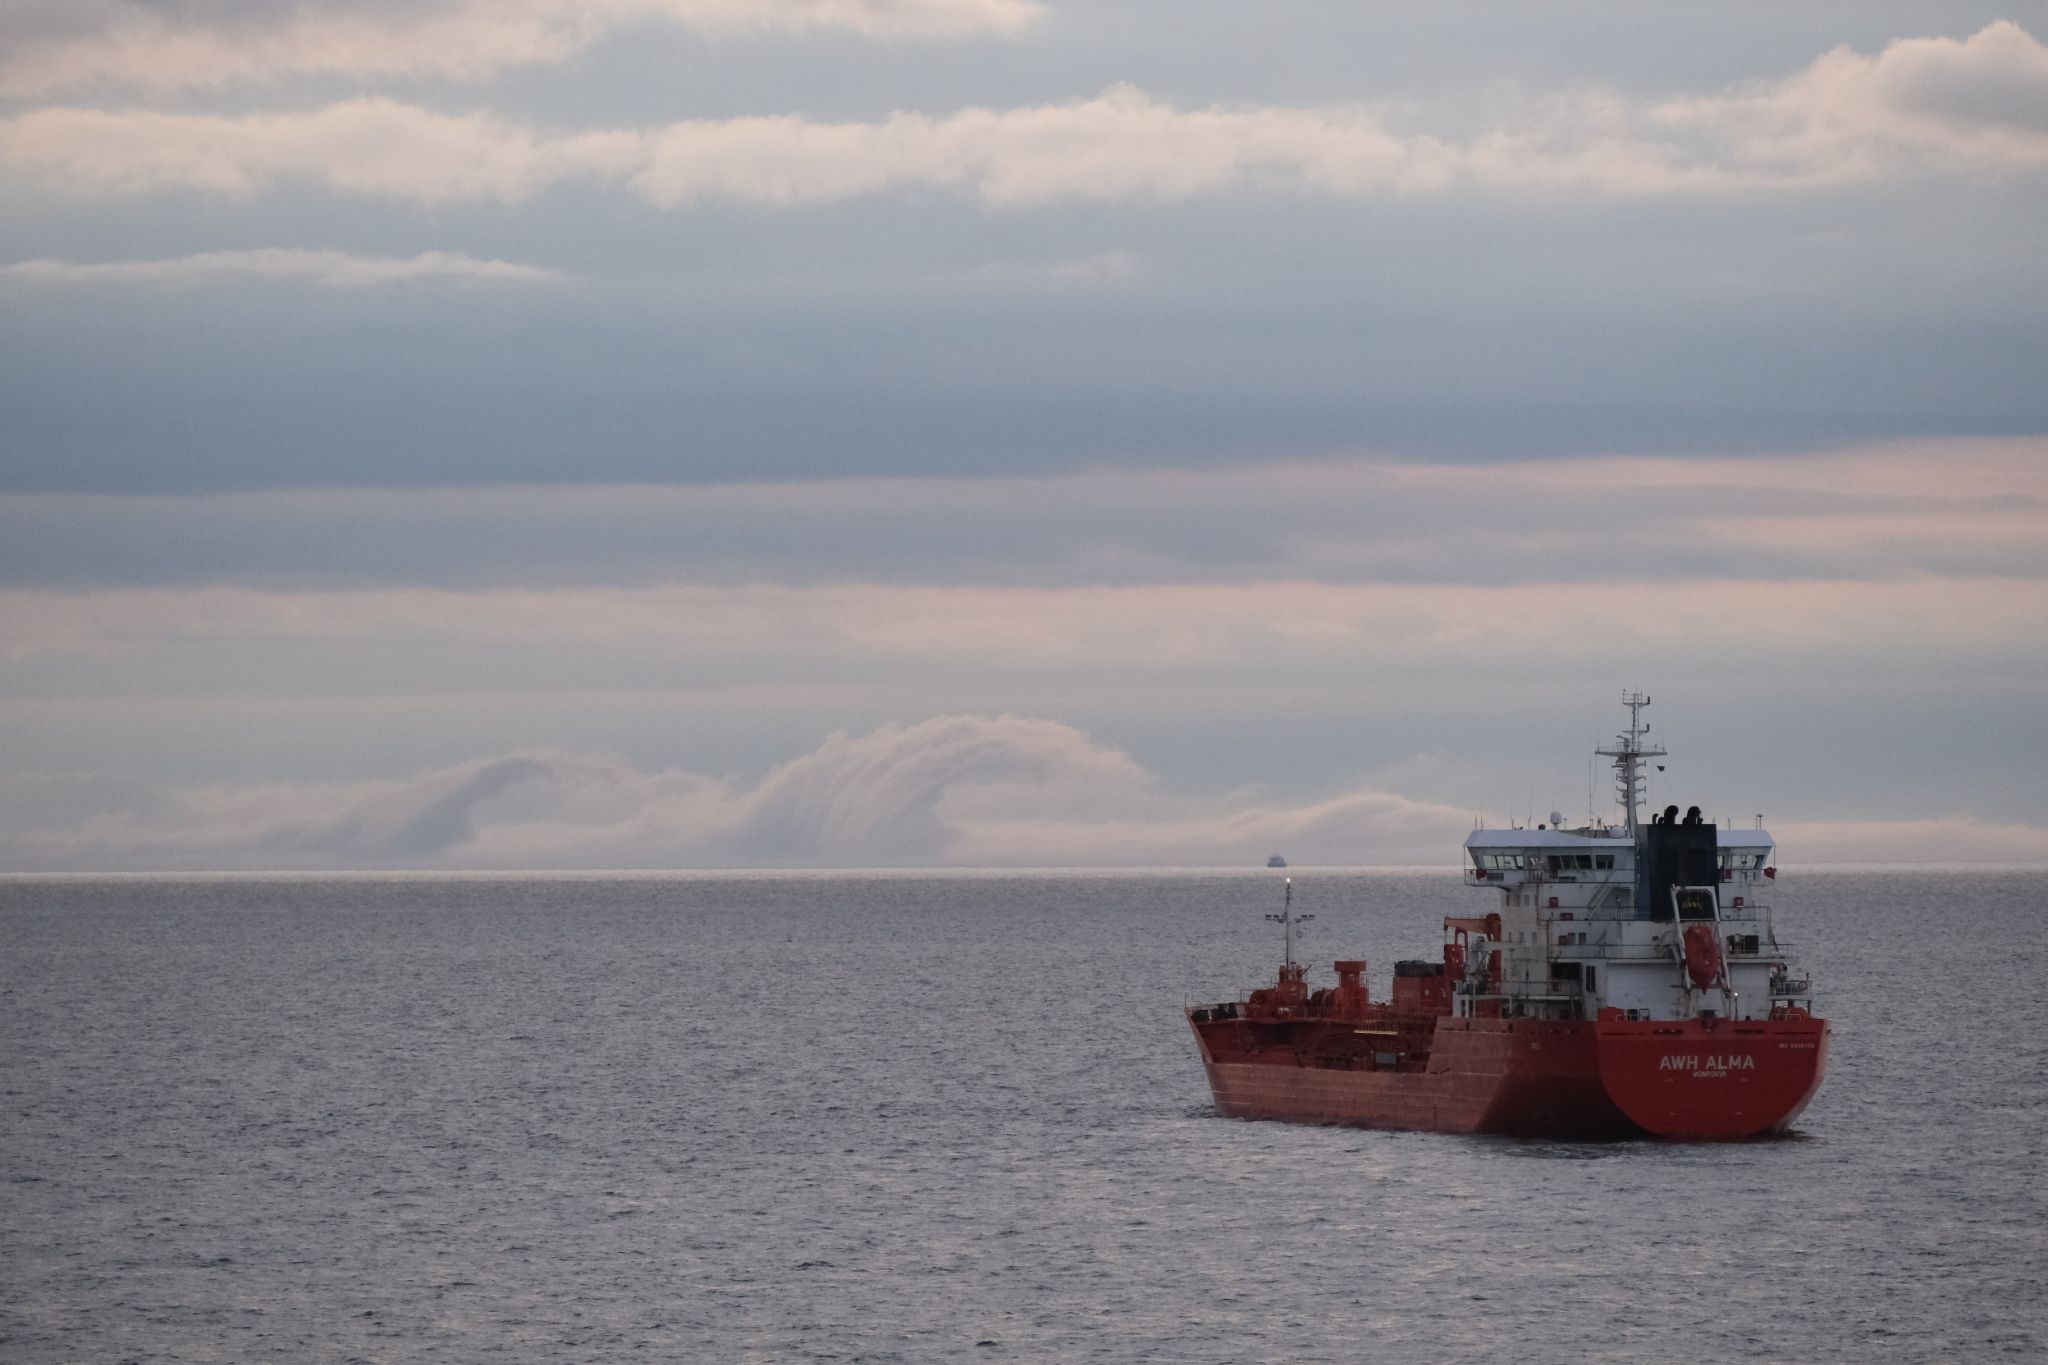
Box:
9 713 2041 872
0 714 1467 871
0 248 556 288
4 438 2042 868
6 24 2045 206
0 0 1043 96
4 440 2040 588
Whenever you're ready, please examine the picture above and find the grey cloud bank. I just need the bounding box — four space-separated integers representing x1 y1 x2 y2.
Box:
0 0 1045 97
2 443 2041 589
6 227 2042 494
4 19 2045 495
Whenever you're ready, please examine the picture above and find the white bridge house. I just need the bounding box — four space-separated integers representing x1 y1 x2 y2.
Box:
1456 694 1813 1024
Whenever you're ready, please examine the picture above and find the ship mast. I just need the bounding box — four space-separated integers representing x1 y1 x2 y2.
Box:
1265 877 1312 971
1594 690 1667 836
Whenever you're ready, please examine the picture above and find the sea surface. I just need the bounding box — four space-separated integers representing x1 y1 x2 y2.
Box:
2 869 2043 1364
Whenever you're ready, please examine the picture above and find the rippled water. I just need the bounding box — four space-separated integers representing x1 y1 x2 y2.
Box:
3 870 2043 1363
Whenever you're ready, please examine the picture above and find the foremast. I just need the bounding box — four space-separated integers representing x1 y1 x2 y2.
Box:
1266 876 1312 976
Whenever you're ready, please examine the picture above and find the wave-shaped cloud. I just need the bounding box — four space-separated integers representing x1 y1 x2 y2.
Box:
721 715 1147 860
0 715 1480 871
0 0 1043 97
5 25 2043 205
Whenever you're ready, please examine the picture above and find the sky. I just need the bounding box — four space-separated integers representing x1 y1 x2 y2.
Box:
2 1 2045 871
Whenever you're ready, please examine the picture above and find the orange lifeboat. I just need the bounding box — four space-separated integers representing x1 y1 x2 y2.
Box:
1682 922 1723 991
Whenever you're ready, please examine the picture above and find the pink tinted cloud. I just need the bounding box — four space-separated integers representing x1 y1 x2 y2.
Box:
6 25 2044 205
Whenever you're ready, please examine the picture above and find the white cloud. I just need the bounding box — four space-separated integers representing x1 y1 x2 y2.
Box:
943 786 1472 868
0 88 1422 205
1 715 1454 871
1652 20 2048 185
0 99 646 200
625 85 1444 206
0 0 1044 97
721 714 1147 860
0 248 558 288
6 25 2043 206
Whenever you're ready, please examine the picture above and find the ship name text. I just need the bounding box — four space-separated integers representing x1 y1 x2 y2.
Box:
1658 1054 1757 1072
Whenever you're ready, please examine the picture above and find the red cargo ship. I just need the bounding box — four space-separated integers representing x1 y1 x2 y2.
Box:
1188 693 1828 1140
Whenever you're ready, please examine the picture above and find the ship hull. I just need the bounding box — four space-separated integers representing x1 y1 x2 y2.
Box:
1192 1013 1828 1141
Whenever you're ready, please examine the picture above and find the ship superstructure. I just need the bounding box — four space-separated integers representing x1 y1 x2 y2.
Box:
1187 694 1828 1140
1461 692 1813 1027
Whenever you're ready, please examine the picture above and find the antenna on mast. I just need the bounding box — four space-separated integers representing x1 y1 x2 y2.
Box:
1587 742 1597 826
1594 690 1667 836
1265 877 1313 971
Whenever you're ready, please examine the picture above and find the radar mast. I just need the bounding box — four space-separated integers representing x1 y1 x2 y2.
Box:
1594 690 1667 836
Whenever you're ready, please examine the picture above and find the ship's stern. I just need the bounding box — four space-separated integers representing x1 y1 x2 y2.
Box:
1594 1014 1829 1139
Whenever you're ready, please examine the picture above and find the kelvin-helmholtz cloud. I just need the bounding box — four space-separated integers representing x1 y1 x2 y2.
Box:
0 715 1468 871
